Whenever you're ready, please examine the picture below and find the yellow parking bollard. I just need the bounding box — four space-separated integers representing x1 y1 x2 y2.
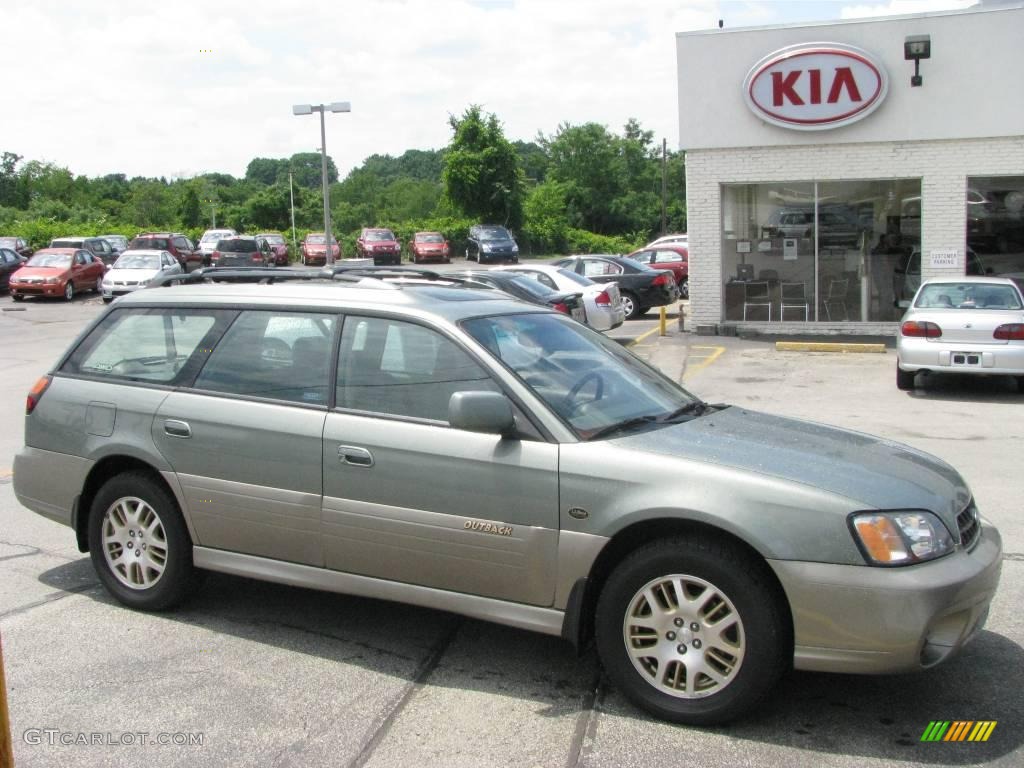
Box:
0 630 12 768
659 306 667 336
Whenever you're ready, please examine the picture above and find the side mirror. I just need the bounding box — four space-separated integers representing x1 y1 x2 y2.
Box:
448 391 515 436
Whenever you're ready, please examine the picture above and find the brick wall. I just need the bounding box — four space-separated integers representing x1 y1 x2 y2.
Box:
686 136 1024 331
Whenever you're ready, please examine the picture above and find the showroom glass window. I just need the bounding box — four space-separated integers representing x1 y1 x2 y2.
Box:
721 179 921 322
967 176 1024 276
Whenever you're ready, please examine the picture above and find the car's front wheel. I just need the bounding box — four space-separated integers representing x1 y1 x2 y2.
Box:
88 472 201 611
595 536 788 725
64 282 74 301
896 364 916 391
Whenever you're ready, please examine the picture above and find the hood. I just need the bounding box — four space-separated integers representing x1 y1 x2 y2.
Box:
615 406 969 526
12 266 70 279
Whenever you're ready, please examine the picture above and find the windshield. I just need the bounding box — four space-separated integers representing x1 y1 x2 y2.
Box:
201 231 232 243
417 233 444 243
49 240 82 249
261 234 285 244
114 254 160 270
306 235 336 245
27 253 72 268
462 313 699 439
915 283 1023 310
480 227 511 242
366 230 395 241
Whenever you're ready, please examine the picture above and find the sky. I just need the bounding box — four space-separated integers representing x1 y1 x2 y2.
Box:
4 0 979 181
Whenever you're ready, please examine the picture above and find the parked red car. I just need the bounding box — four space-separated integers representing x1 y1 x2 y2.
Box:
256 233 290 266
8 248 106 302
129 232 202 271
408 231 450 264
627 246 690 298
300 233 340 266
356 228 401 265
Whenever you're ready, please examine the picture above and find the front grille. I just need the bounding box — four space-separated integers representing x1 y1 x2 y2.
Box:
957 499 981 550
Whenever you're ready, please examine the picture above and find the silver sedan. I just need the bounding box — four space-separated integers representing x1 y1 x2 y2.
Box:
491 264 626 331
896 276 1024 390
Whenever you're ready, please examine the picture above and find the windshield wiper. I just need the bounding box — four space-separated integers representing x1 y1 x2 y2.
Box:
586 415 662 441
658 401 708 422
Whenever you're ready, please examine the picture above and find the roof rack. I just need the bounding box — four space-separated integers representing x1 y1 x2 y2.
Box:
147 265 497 290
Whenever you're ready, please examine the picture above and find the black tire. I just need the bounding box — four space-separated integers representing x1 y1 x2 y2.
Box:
102 297 113 304
679 279 689 300
64 282 74 301
12 294 23 302
595 536 789 726
88 471 201 611
620 291 641 320
896 364 916 391
1015 376 1024 393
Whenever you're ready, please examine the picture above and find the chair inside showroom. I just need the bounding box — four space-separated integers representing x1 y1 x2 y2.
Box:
780 282 810 321
743 280 772 321
824 278 849 321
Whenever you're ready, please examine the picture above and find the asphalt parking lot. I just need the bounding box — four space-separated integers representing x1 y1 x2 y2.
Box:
1 288 1022 768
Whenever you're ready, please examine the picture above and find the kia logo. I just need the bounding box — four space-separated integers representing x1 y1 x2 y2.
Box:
744 43 888 130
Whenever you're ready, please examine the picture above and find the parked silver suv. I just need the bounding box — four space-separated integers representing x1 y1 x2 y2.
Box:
13 267 1002 725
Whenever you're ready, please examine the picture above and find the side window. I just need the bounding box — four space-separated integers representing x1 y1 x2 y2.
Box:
336 317 498 422
62 309 227 384
654 251 679 263
582 259 620 277
535 273 557 290
194 310 336 405
75 252 87 265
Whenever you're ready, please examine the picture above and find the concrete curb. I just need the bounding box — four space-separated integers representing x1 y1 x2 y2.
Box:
775 341 887 353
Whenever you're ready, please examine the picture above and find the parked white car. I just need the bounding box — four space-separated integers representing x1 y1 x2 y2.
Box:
896 275 1024 390
198 228 238 259
645 233 688 249
101 249 182 302
492 264 625 331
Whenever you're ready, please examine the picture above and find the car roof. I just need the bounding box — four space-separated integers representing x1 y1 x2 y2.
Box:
920 276 1019 287
115 278 545 325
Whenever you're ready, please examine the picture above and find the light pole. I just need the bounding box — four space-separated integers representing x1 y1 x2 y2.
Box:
292 101 351 265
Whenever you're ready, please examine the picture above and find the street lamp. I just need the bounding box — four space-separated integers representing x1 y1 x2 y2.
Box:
292 101 351 265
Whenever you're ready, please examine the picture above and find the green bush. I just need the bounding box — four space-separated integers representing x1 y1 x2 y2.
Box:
565 228 637 255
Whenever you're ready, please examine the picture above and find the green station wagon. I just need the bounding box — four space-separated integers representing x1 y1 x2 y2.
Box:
13 267 1002 725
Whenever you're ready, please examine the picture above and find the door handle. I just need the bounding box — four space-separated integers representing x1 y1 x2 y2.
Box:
338 445 374 467
164 419 192 438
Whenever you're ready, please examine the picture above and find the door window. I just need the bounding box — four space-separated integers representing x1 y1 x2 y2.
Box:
582 259 621 277
194 311 336 405
336 317 498 422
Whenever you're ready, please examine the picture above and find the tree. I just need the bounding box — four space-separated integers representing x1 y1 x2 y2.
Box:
442 105 524 228
0 151 26 208
246 157 287 186
244 184 291 231
178 185 202 228
290 152 338 190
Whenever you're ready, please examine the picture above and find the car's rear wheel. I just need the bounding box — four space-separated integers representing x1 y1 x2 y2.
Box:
12 294 23 302
88 472 201 611
596 536 788 725
620 291 640 320
64 282 74 301
896 364 916 391
679 279 689 300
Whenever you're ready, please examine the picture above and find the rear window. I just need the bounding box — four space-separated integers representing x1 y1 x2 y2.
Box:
915 283 1023 310
131 238 170 250
217 239 258 253
49 240 82 249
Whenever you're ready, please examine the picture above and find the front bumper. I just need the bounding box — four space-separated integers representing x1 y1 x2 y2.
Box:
898 337 1024 375
10 283 65 297
769 522 1002 674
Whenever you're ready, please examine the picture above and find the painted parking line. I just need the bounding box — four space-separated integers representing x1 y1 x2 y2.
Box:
683 345 725 381
626 324 664 348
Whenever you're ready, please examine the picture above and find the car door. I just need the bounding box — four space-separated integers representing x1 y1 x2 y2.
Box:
153 309 337 566
322 314 560 606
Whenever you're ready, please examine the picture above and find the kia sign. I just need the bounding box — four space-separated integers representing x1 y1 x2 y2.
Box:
744 43 888 130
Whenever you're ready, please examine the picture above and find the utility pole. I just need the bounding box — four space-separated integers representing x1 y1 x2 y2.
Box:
289 170 297 252
661 138 668 236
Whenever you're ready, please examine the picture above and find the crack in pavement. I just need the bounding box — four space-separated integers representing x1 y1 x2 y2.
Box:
0 582 101 620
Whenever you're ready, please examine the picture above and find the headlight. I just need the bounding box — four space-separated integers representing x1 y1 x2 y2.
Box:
850 511 955 565
511 244 519 252
481 244 492 252
102 279 112 287
44 277 59 284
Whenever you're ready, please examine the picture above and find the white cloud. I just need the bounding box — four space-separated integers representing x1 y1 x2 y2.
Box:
2 0 975 181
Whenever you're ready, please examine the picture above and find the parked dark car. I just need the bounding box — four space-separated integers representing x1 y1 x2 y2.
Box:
99 235 130 255
49 236 117 267
210 237 271 268
0 236 33 259
0 247 27 291
467 225 519 264
452 270 586 323
356 228 402 265
8 248 106 301
551 255 679 319
627 246 689 298
128 232 203 271
409 231 450 264
255 233 290 266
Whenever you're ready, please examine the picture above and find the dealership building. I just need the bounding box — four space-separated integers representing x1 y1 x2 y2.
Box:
676 1 1024 335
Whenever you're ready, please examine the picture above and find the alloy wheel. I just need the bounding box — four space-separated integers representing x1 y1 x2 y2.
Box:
101 496 169 590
